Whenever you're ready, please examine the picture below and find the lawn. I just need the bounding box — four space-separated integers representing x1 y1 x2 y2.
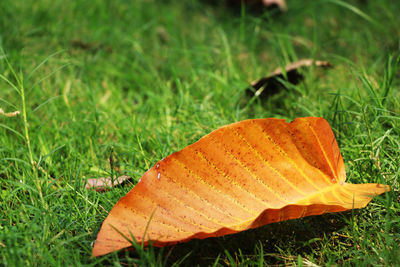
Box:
1 0 399 265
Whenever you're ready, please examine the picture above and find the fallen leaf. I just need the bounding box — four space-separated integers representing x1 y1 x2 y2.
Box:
0 108 20 117
230 0 287 12
156 26 170 44
85 175 132 192
262 0 287 11
247 59 332 98
92 117 388 256
70 40 112 53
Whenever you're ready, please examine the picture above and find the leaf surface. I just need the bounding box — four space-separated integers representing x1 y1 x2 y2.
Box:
92 117 388 256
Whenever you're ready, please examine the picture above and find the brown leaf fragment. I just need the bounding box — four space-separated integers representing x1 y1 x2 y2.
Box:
156 26 170 44
262 0 287 11
70 40 112 53
230 0 287 12
247 59 332 99
0 108 20 117
85 175 132 192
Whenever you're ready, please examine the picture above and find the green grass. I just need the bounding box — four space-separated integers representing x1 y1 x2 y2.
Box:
1 0 399 265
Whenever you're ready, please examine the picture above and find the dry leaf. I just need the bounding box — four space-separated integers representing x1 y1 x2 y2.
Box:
239 0 287 11
156 26 170 44
262 0 287 11
248 59 332 98
70 40 112 53
268 59 332 77
86 175 132 192
230 0 287 11
0 108 20 117
92 117 388 256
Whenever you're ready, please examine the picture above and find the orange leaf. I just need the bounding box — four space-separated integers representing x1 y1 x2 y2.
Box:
92 117 388 256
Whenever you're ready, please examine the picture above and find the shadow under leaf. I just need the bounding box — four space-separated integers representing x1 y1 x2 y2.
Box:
116 211 352 266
